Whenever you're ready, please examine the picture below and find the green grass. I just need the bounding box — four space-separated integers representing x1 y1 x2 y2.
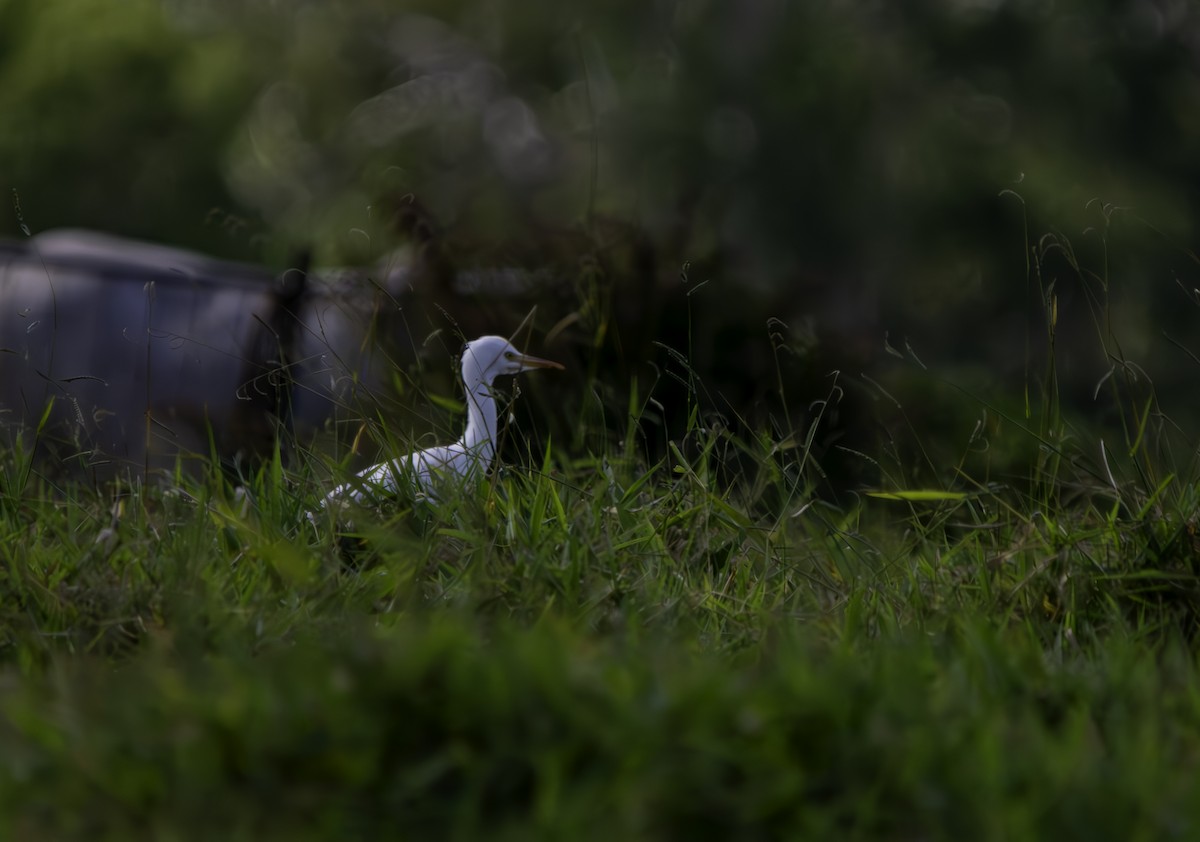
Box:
4 220 1200 840
2 389 1200 841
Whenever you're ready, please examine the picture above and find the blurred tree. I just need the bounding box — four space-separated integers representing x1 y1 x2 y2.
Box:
4 0 1200 482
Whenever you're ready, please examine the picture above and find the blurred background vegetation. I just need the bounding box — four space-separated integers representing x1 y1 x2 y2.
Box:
4 0 1200 485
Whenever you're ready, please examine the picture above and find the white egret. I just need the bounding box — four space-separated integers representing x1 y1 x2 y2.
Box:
317 335 563 512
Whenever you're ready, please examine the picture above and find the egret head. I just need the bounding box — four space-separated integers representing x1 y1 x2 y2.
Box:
462 335 563 383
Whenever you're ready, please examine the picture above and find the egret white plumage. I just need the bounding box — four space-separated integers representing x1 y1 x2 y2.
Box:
317 335 562 512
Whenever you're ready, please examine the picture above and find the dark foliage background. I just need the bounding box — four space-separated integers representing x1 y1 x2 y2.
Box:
4 0 1200 482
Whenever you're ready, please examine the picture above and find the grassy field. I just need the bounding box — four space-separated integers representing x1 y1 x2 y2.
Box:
2 375 1199 841
3 264 1200 839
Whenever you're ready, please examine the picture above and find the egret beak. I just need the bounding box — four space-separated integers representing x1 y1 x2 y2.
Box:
516 353 565 372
